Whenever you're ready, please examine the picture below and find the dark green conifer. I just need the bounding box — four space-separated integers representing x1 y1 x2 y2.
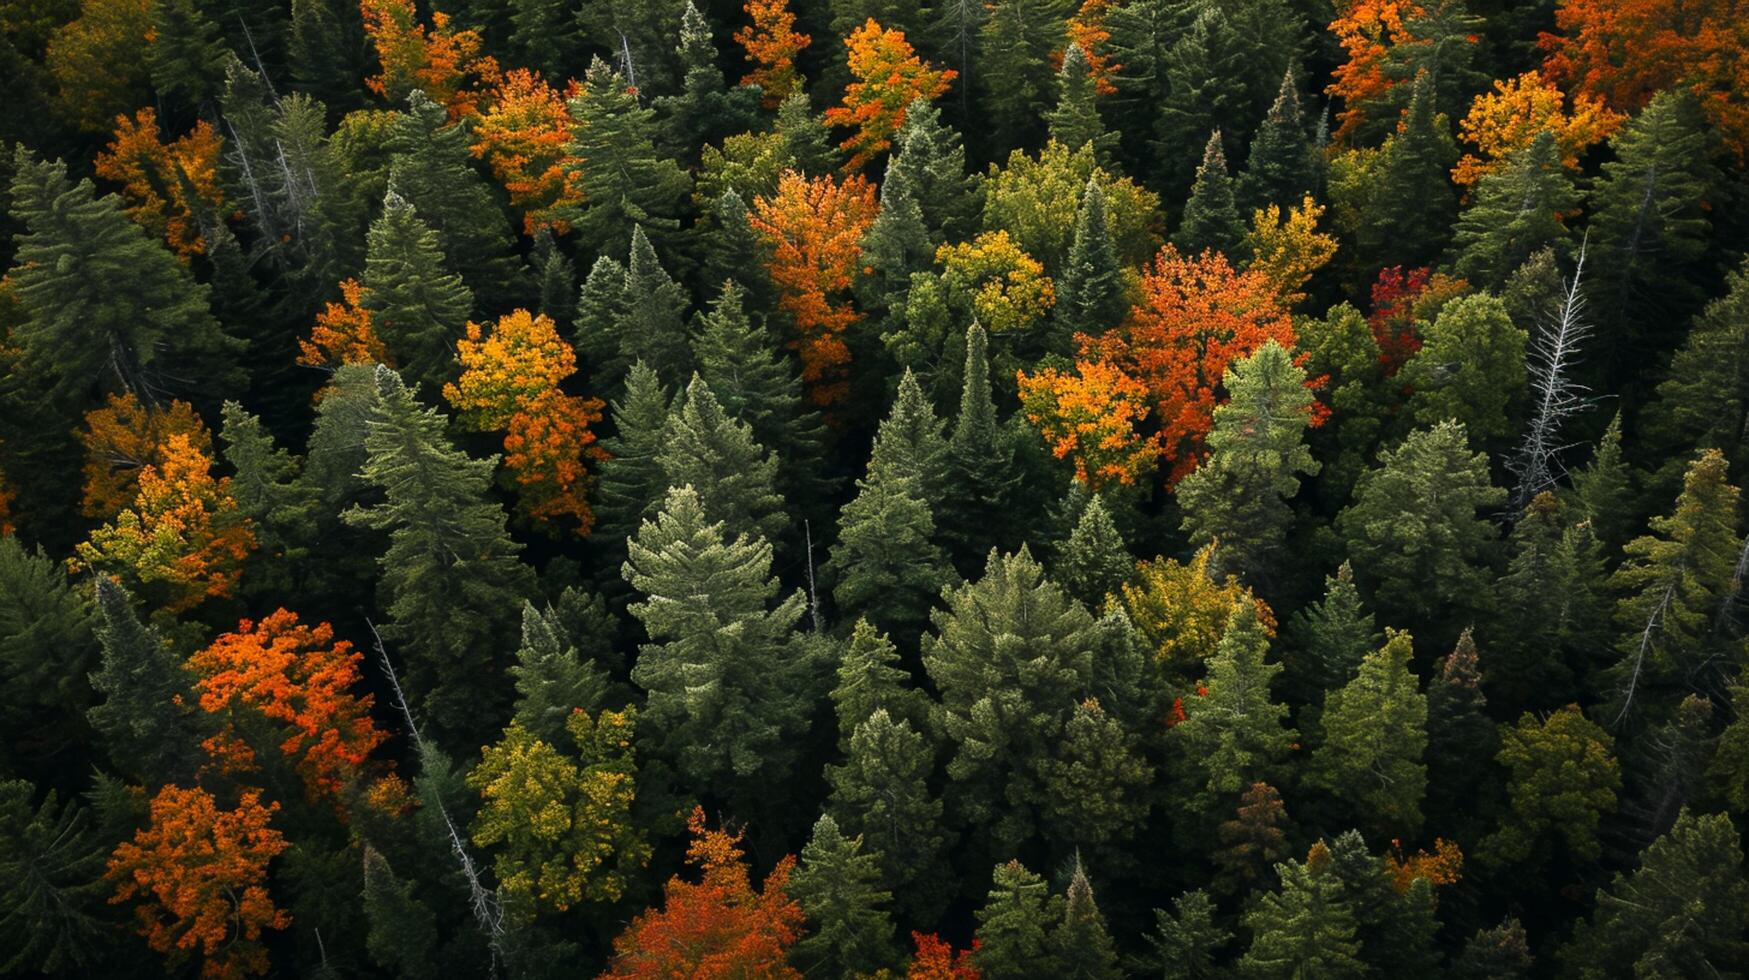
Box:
87 578 201 785
1240 69 1313 212
1451 130 1580 288
563 58 692 252
1054 178 1128 342
1175 129 1246 257
790 814 897 976
656 376 788 544
361 192 474 396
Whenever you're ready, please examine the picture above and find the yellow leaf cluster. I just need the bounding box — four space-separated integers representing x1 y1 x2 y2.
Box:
1122 544 1275 666
1454 70 1624 188
935 230 1056 334
1243 196 1338 308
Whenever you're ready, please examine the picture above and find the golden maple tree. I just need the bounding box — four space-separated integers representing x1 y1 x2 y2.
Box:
297 279 389 371
1123 544 1276 666
1243 196 1340 308
360 0 501 119
471 69 583 234
1018 358 1157 490
1453 69 1623 187
94 108 225 259
824 19 955 172
77 391 213 519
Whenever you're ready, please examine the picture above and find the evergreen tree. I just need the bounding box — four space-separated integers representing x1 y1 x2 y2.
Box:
1046 43 1116 164
886 96 976 242
146 0 229 112
870 368 952 497
386 92 522 310
1365 73 1457 272
1453 920 1534 980
623 485 814 813
654 3 760 161
593 362 675 544
562 58 692 253
1213 782 1292 897
301 362 382 512
700 189 773 312
342 366 534 747
790 814 896 976
827 462 953 645
858 157 935 324
1563 810 1749 977
87 577 200 785
529 227 576 328
1240 69 1313 213
1644 257 1749 493
1053 492 1132 610
1565 410 1636 553
289 0 364 113
616 225 693 386
1424 628 1498 836
575 0 682 97
1450 130 1580 289
1399 293 1528 443
1175 129 1245 257
1154 5 1250 200
829 620 932 749
0 780 112 975
1176 601 1296 799
1239 841 1364 979
573 255 628 380
361 192 474 396
1177 340 1319 582
1285 562 1379 701
1482 704 1619 868
775 90 840 177
656 376 788 544
0 536 97 771
974 860 1063 980
507 0 573 79
509 599 611 745
1054 178 1128 342
827 708 949 922
978 0 1071 152
1312 630 1428 840
361 846 439 978
942 324 1021 570
6 147 242 407
1040 696 1152 851
1487 493 1611 713
1050 858 1122 980
1147 890 1230 980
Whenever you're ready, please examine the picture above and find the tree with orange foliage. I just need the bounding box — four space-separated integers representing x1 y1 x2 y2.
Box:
78 391 212 519
470 70 582 234
44 0 152 132
1454 70 1623 187
444 310 607 535
188 610 387 804
601 806 806 978
1387 837 1463 893
1061 0 1119 96
106 786 291 979
72 433 255 612
749 170 880 406
93 109 225 259
296 279 388 371
1326 0 1425 143
1082 246 1296 484
360 0 500 119
825 20 955 172
908 931 982 979
1018 359 1158 490
735 0 810 107
1540 0 1749 160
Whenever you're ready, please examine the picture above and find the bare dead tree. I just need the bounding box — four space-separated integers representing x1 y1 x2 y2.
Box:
1508 239 1594 513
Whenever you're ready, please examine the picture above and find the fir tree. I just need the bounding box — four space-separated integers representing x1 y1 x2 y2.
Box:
509 599 611 745
1453 920 1534 980
700 189 773 313
942 324 1021 570
1049 858 1122 980
0 536 98 769
1154 6 1250 200
1450 130 1580 289
1240 69 1313 213
978 0 1071 152
1425 628 1499 836
146 0 229 112
575 0 682 97
1312 630 1428 840
790 814 897 976
1054 178 1128 342
1644 257 1749 494
361 846 439 978
1053 492 1132 610
87 577 200 785
1040 696 1152 850
974 860 1063 980
1285 562 1379 701
1487 494 1611 713
656 375 788 544
1175 129 1245 258
1046 43 1116 164
342 366 534 748
858 157 935 324
573 254 629 382
829 620 932 749
870 368 952 497
827 464 953 645
1174 602 1297 801
1147 890 1230 980
827 708 949 922
1482 704 1620 868
529 227 576 328
1565 410 1636 553
563 57 692 252
616 226 693 386
654 3 760 161
1399 293 1529 443
1365 73 1457 272
1239 842 1364 979
775 90 840 177
361 192 474 396
507 0 573 79
886 96 976 242
0 780 111 975
593 362 675 544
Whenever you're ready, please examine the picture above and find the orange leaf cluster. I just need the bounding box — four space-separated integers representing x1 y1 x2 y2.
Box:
107 786 291 979
189 610 388 805
602 806 806 978
471 70 583 234
735 0 810 108
72 433 255 612
78 391 212 519
1018 359 1157 490
1454 70 1623 186
298 279 388 371
360 0 501 119
749 170 879 407
1082 246 1296 485
824 19 955 172
94 108 225 258
908 931 982 979
1386 837 1464 893
445 310 606 535
1325 0 1424 144
1540 0 1749 160
1060 0 1120 96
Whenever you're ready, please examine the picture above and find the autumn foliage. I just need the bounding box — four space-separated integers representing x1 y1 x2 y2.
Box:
908 931 982 979
107 786 291 979
189 610 388 804
1454 70 1623 187
1019 359 1156 490
1123 544 1276 666
94 109 225 259
735 0 811 107
445 310 606 535
297 279 388 371
1244 196 1340 308
360 0 501 119
601 806 806 978
1386 837 1464 893
471 70 583 234
935 231 1056 334
824 19 955 172
1062 0 1120 96
749 170 879 407
78 391 213 519
1326 0 1426 143
1367 266 1467 375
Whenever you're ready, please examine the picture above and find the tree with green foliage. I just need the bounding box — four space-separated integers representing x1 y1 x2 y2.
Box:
343 366 533 748
1240 69 1314 213
870 368 952 496
1240 841 1364 979
575 0 681 97
1148 889 1230 980
887 96 977 243
1643 257 1749 493
829 621 931 749
0 535 97 771
1399 293 1528 442
1424 628 1498 835
1312 630 1427 840
1175 129 1245 258
656 376 788 544
1050 858 1122 980
0 780 112 975
1299 302 1390 508
616 226 694 387
1053 493 1132 610
145 0 228 112
1481 704 1619 868
1450 130 1580 289
942 324 1022 570
827 462 952 645
1364 73 1457 272
858 158 935 324
775 90 840 177
529 227 576 327
562 58 691 253
654 3 761 161
1214 781 1292 897
1054 178 1128 343
790 813 896 976
86 577 201 785
1453 919 1534 980
700 189 773 311
289 0 364 113
1047 43 1116 164
508 599 611 745
1175 602 1296 804
1041 696 1151 850
361 846 439 978
978 0 1070 152
593 362 674 544
1285 562 1379 702
361 192 474 396
975 859 1063 979
1154 5 1251 200
1565 410 1636 553
1487 494 1611 713
827 707 948 922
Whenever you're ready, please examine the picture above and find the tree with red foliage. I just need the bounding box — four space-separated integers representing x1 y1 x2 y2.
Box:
749 170 880 407
601 806 806 978
1366 266 1468 375
825 20 955 172
908 931 982 979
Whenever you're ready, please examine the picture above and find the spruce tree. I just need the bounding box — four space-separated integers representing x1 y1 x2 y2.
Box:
529 227 576 328
1487 493 1610 714
974 860 1063 980
508 600 611 745
1285 562 1379 702
0 780 112 975
342 366 534 747
1450 130 1580 289
699 189 772 313
1424 628 1498 836
1565 410 1636 553
1177 341 1319 582
1365 73 1457 272
827 708 949 923
361 192 474 396
562 58 692 253
87 578 201 785
1054 178 1128 342
870 368 952 497
1240 69 1313 213
775 90 840 177
1312 630 1428 840
1040 697 1152 850
1174 602 1297 802
655 375 788 544
942 324 1021 570
790 814 897 977
1046 43 1116 164
575 0 682 98
623 485 813 815
573 254 628 382
1147 890 1231 980
886 96 976 242
1053 492 1132 610
858 157 935 324
829 620 932 750
289 0 364 113
1644 257 1749 494
1154 5 1250 199
616 226 693 386
1049 859 1122 980
1239 842 1364 979
978 0 1071 152
654 3 760 161
0 536 98 769
593 362 675 544
827 465 953 645
146 0 229 112
6 147 243 406
1175 129 1246 257
361 846 440 978
1399 293 1528 443
507 0 572 79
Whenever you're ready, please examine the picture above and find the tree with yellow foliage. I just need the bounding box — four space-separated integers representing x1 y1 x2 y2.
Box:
93 109 225 259
1122 544 1274 667
1243 196 1339 308
1454 70 1623 188
825 20 955 172
77 391 212 519
1017 358 1156 490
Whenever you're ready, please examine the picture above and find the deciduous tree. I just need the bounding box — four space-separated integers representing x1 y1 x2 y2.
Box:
826 19 955 171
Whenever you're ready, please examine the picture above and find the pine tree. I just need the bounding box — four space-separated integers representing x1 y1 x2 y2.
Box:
562 58 692 253
978 0 1071 152
617 225 694 386
1240 69 1313 213
1399 293 1529 443
1147 890 1231 980
1047 43 1116 163
509 599 611 745
1049 858 1122 980
1175 129 1245 258
342 366 534 747
1154 6 1251 200
656 376 788 544
6 147 242 407
829 620 932 749
1285 562 1379 701
593 362 675 544
1174 602 1297 801
1040 696 1151 850
654 3 761 161
386 92 522 309
1053 492 1132 610
974 860 1063 980
507 0 572 79
0 780 111 975
1566 410 1636 553
858 157 934 324
886 96 976 242
942 324 1021 570
623 485 814 816
1054 178 1128 341
1239 842 1364 979
775 90 840 177
361 192 474 396
1644 257 1749 494
827 708 948 922
790 814 896 976
0 536 98 769
87 577 201 785
1177 340 1319 582
146 0 229 112
1450 130 1580 289
700 189 774 313
1365 73 1457 272
1312 630 1428 840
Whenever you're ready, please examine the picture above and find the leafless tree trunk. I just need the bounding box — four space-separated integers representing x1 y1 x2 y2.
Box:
1509 239 1594 513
